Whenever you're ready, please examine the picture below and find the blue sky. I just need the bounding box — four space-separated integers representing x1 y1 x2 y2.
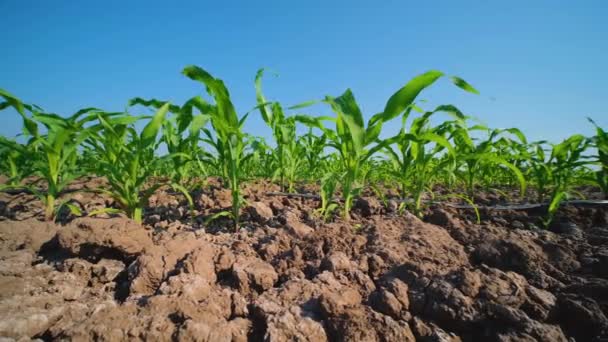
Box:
1 1 606 143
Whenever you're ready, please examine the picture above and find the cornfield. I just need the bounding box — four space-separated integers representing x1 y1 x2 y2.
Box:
1 66 606 227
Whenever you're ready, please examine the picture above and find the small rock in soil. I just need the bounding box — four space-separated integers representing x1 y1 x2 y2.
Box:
511 220 525 230
232 256 278 293
354 197 382 217
321 252 353 272
246 201 274 223
57 217 153 262
552 221 584 240
556 294 608 341
425 208 456 227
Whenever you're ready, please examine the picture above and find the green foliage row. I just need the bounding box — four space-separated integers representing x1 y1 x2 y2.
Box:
0 67 605 228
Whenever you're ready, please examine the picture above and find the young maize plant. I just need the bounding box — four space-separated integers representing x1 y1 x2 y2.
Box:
322 70 480 219
254 69 322 191
247 137 275 178
183 65 250 230
449 121 527 199
525 141 552 202
383 105 459 216
280 119 307 192
255 69 290 190
321 89 384 220
542 134 592 226
588 118 608 199
0 88 100 220
489 132 529 191
128 97 211 189
0 136 33 187
318 172 340 221
83 105 192 224
298 128 329 180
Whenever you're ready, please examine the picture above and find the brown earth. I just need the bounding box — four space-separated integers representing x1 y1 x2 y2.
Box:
0 178 607 341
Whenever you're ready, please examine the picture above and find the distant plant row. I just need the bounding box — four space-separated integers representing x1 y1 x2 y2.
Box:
1 66 606 228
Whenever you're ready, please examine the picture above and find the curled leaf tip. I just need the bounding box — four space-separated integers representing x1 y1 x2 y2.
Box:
450 76 480 95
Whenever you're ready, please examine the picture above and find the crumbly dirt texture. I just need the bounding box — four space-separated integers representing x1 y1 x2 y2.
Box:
1 178 607 341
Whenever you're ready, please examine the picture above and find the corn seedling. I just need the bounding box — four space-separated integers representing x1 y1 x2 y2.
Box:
255 69 322 191
298 128 329 180
588 118 608 199
83 105 193 224
383 106 459 216
0 89 101 220
129 97 211 189
450 122 527 199
322 70 479 219
183 65 250 230
247 137 275 178
542 134 592 226
524 141 552 202
322 89 384 220
318 172 339 221
0 136 33 187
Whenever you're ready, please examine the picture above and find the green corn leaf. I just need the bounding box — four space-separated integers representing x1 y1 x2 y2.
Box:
170 183 194 222
364 122 383 146
418 132 455 156
189 114 210 136
186 96 215 115
88 207 123 217
175 106 194 134
368 112 384 127
0 137 28 154
471 153 527 196
140 103 170 146
367 135 401 160
548 191 567 214
380 70 444 123
183 65 239 128
330 89 366 154
434 104 467 120
469 124 489 131
238 112 250 129
63 202 83 216
129 97 181 113
51 127 73 153
254 68 272 124
334 89 364 129
294 115 333 129
448 193 480 223
449 76 479 94
204 211 233 225
0 88 38 137
503 127 528 144
105 114 144 126
288 99 320 110
69 107 103 122
0 88 27 115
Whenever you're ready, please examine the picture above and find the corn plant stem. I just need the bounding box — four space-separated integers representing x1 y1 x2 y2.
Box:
8 159 18 182
279 145 285 192
133 207 143 224
229 156 240 230
342 167 358 220
400 182 407 202
45 194 55 221
413 186 424 215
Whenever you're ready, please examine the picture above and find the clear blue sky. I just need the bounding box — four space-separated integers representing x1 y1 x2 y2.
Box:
1 0 606 143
